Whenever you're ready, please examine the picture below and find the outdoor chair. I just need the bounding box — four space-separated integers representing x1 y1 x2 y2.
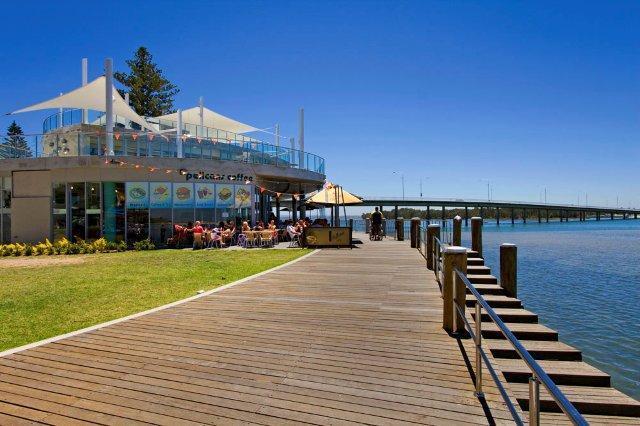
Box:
193 233 204 250
245 232 257 248
236 233 247 248
287 230 301 248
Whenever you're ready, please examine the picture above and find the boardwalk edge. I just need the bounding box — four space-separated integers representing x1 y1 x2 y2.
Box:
0 248 320 358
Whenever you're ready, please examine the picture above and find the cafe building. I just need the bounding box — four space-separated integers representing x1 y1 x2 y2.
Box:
0 59 325 244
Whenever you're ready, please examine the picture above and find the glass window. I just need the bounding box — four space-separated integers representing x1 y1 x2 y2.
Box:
173 208 194 227
195 208 215 227
69 183 85 241
86 182 101 240
102 182 125 242
126 208 149 243
1 213 10 243
150 208 172 246
52 183 66 241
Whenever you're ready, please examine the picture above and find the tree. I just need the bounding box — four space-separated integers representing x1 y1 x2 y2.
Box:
2 121 32 158
114 47 179 117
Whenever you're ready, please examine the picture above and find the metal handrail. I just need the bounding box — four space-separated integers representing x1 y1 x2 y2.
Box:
452 267 587 426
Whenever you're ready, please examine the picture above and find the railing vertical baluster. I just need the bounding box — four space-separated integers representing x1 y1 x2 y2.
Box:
529 375 540 426
475 301 483 397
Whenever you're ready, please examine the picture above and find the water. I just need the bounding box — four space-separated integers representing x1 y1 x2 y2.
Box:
354 217 640 400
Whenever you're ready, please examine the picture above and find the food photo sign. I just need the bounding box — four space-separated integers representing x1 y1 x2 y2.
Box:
173 183 195 208
216 184 234 208
195 183 216 208
149 182 172 209
125 182 150 209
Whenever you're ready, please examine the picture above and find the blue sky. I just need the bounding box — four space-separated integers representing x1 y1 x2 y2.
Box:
0 1 638 208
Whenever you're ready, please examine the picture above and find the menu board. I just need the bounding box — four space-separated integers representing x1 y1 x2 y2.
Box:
149 182 171 209
234 185 252 208
173 183 194 207
216 184 234 208
195 183 215 208
125 182 149 209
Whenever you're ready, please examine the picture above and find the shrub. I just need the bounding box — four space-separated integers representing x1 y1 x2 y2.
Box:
133 239 155 251
92 238 108 253
117 240 127 252
22 244 34 256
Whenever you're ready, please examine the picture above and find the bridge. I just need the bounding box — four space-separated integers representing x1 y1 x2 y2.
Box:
358 196 640 224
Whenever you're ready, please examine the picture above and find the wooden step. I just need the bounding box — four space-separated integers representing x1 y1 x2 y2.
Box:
467 274 498 284
467 257 485 266
510 382 640 417
466 294 522 309
495 359 611 387
466 250 482 258
540 412 640 425
472 308 538 323
467 265 491 275
466 284 505 296
486 339 582 361
480 322 558 341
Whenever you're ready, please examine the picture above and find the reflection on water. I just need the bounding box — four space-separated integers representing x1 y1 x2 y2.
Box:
460 220 640 400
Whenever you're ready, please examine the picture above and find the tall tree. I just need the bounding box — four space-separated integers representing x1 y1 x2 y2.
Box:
114 47 179 117
2 121 32 158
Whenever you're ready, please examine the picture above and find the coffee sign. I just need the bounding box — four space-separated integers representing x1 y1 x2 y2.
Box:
182 170 254 183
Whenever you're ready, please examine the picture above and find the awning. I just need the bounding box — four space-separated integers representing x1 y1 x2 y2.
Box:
10 76 158 133
155 106 258 135
307 185 363 206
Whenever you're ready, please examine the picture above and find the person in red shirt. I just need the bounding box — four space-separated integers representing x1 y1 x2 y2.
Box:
192 221 204 233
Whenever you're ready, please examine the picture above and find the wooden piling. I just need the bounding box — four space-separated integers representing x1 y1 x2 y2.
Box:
410 217 421 248
427 205 431 221
396 218 404 241
471 217 483 258
453 215 462 246
441 206 446 221
496 207 500 226
442 246 467 333
500 243 517 298
464 207 469 226
426 224 440 270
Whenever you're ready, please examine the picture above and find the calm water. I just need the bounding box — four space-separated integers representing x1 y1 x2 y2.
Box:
354 218 640 399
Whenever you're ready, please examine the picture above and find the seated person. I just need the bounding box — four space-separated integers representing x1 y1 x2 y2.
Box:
268 219 277 235
241 221 251 232
287 220 301 238
254 221 265 231
310 219 323 228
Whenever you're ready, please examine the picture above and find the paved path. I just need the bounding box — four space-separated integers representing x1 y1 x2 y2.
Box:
0 238 514 425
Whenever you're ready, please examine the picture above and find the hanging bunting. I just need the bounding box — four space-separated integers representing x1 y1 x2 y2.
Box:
114 131 121 141
132 132 139 141
147 132 155 141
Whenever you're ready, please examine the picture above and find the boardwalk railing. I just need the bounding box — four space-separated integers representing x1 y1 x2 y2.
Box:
417 225 587 426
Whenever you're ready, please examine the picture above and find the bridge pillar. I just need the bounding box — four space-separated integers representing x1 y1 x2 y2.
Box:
441 206 446 221
538 209 541 223
635 213 638 220
464 207 469 226
471 217 483 258
523 208 527 224
596 212 600 221
623 213 627 220
479 206 484 218
500 244 517 298
546 209 549 223
611 212 614 220
442 246 467 334
426 224 440 270
496 207 500 226
559 210 563 222
426 205 431 222
394 205 398 219
410 217 421 248
452 215 462 246
511 208 515 225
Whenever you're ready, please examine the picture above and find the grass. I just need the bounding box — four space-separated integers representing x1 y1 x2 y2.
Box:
0 248 311 351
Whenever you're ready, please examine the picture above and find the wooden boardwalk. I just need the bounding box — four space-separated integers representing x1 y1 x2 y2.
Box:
0 238 516 425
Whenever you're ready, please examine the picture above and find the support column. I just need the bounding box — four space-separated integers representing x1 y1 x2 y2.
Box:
511 208 515 225
441 206 446 221
81 58 88 124
427 206 431 221
426 224 440 270
471 217 483 258
104 58 114 155
479 206 484 218
500 244 517 298
394 205 398 219
275 196 281 224
410 217 421 249
538 209 541 223
596 212 600 221
546 209 549 223
300 194 306 219
496 207 500 226
452 215 462 246
442 246 467 333
523 208 527 224
292 196 298 222
176 109 183 158
464 207 469 226
611 212 614 220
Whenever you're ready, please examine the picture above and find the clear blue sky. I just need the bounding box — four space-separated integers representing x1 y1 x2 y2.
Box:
0 1 638 208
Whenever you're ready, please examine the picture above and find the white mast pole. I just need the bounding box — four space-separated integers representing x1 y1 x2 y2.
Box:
199 96 204 137
105 58 114 155
275 124 280 148
81 58 88 124
176 109 183 158
124 92 130 128
298 107 304 168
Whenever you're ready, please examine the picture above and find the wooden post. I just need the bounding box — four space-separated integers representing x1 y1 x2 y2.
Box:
442 246 467 333
496 207 500 226
452 215 462 246
410 217 420 248
426 224 440 270
394 205 398 219
471 217 483 258
396 218 404 241
441 206 446 221
427 205 431 221
464 207 469 226
500 243 517 298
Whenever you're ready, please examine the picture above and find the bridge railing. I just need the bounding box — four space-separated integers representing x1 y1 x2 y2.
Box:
416 224 587 426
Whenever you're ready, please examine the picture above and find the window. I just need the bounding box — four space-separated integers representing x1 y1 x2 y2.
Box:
52 183 66 241
102 182 125 242
86 182 101 240
69 183 85 241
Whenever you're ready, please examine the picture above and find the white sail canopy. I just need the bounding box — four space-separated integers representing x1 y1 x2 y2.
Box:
155 106 259 135
10 76 158 133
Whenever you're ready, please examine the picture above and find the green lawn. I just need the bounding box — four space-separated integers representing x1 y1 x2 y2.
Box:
0 249 310 351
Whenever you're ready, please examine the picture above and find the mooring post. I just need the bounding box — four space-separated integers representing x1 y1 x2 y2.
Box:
410 217 421 248
471 217 483 258
452 215 462 246
442 246 468 333
500 243 517 298
426 224 440 270
396 217 404 241
464 207 469 226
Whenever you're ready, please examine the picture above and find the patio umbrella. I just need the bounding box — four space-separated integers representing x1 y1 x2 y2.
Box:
307 184 362 225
